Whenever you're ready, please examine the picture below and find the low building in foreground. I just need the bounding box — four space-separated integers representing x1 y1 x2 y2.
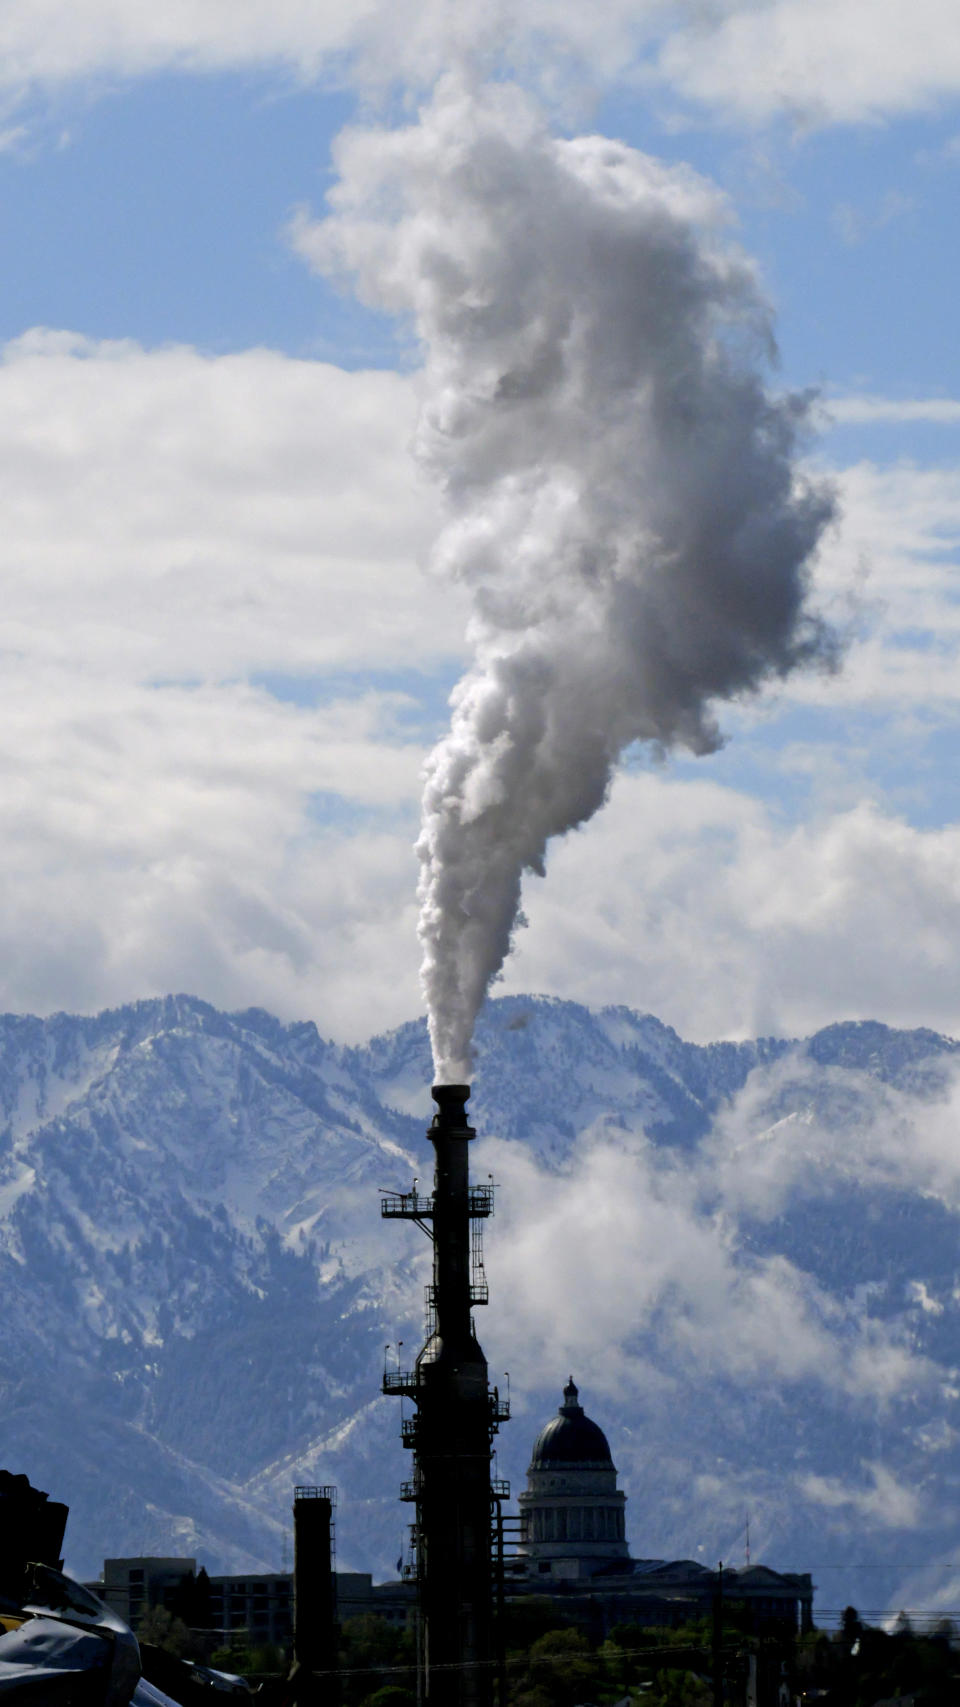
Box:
89 1558 415 1647
93 1558 294 1649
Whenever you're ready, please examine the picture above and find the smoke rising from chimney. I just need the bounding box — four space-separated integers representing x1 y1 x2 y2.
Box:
301 76 837 1083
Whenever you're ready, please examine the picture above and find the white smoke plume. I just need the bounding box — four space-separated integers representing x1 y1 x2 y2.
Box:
297 76 837 1082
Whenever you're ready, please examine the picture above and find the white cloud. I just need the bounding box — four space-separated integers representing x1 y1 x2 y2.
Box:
0 330 457 679
0 332 464 1034
466 1045 960 1518
0 0 956 129
800 1463 923 1529
3 332 960 1052
0 0 663 100
824 397 960 425
705 1054 960 1232
831 189 914 247
784 458 960 711
907 1280 944 1315
0 667 428 1032
478 1113 935 1423
502 774 960 1043
656 0 960 128
889 1542 960 1617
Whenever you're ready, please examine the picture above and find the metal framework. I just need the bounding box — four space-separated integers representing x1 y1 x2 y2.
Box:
381 1085 509 1707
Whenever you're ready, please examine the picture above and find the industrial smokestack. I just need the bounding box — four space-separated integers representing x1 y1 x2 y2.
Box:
292 1484 339 1705
432 1084 470 1121
428 1084 474 1354
381 1083 505 1707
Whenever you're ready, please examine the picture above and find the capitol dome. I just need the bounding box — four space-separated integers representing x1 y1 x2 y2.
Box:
530 1378 615 1469
517 1378 629 1580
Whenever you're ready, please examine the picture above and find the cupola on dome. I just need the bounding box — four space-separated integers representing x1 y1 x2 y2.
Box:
529 1377 615 1469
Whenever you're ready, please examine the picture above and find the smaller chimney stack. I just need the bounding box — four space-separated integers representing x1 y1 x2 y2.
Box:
292 1484 339 1705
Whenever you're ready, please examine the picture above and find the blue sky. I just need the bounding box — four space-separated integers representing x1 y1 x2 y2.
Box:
4 68 958 403
0 76 370 358
0 1 959 1048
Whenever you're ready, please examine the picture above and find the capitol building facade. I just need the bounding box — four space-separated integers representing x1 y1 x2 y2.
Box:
517 1377 629 1577
510 1378 814 1637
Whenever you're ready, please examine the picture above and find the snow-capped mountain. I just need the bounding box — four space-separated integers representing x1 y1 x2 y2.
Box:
2 993 959 1623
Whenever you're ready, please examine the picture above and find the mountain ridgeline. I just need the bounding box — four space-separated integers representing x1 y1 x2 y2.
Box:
1 993 958 1619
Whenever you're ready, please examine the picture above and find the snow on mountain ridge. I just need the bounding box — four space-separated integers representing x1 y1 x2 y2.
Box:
2 993 960 1614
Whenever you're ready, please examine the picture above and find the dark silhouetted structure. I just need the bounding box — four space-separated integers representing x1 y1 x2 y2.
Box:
382 1084 508 1707
292 1483 339 1704
0 1469 68 1582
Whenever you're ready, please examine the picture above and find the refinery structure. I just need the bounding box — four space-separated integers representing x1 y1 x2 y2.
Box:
1 1073 813 1704
381 1083 508 1706
377 1081 813 1706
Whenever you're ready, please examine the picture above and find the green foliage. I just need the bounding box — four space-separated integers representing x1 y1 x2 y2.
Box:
840 1605 862 1649
338 1613 416 1707
510 1627 603 1707
166 1567 215 1629
358 1688 417 1707
207 1638 282 1674
600 1620 717 1699
342 1614 406 1669
243 1641 285 1674
504 1596 575 1652
609 1620 704 1650
136 1604 199 1659
651 1667 711 1707
798 1615 960 1707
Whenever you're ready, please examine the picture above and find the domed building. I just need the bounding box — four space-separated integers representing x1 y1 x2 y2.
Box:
516 1378 629 1579
508 1378 814 1636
